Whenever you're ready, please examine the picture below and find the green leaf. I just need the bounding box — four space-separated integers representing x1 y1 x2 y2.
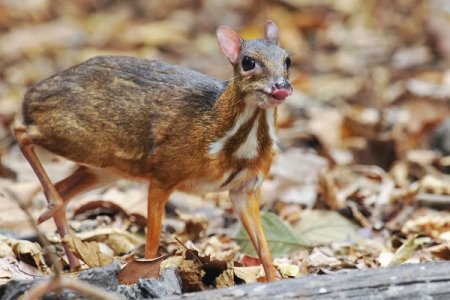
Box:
234 212 309 258
293 210 359 246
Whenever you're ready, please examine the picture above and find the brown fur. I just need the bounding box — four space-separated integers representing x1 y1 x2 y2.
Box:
21 53 283 190
16 23 291 280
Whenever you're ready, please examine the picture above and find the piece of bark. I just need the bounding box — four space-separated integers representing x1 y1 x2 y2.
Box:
0 262 182 299
164 262 450 300
0 262 121 299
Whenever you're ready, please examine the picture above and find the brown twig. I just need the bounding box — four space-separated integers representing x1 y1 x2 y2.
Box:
5 188 123 300
19 276 123 300
174 236 203 266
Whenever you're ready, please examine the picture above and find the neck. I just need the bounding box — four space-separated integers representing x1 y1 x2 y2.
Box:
214 79 246 121
208 80 277 161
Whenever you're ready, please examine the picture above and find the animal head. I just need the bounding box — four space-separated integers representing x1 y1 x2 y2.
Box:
217 20 292 109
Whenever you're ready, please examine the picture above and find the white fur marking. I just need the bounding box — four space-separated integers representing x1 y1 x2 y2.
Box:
230 192 246 215
208 103 256 156
229 174 262 213
266 108 278 151
255 172 264 189
181 170 232 194
235 119 259 159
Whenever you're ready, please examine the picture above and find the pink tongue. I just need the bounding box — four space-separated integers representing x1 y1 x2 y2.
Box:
271 89 290 100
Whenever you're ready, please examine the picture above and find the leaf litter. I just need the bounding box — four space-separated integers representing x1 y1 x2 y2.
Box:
2 0 450 297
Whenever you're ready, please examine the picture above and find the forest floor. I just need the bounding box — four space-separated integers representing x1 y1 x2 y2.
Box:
1 0 450 298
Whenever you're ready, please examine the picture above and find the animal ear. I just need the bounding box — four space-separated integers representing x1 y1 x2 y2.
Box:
216 26 242 65
264 20 279 44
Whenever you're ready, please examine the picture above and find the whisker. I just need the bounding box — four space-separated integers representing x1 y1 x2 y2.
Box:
226 75 240 81
289 71 302 82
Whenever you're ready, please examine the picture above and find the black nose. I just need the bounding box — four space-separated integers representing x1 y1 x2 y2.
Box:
274 81 291 91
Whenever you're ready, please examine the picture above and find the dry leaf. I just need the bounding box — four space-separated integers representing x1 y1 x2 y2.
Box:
0 240 14 258
388 235 419 267
160 255 184 271
420 175 450 195
239 255 261 267
378 250 395 267
274 261 301 277
64 232 113 268
307 248 341 268
176 211 208 243
402 208 450 238
117 256 167 285
428 242 450 260
11 241 49 274
73 185 147 220
215 261 234 288
77 228 144 255
233 266 264 284
0 255 44 284
3 0 450 291
200 236 240 261
177 259 206 292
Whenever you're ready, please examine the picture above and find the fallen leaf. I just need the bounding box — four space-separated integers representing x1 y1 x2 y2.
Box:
239 254 261 267
293 210 359 246
378 250 395 267
177 258 205 292
0 255 44 284
77 228 144 255
199 235 240 261
420 175 450 195
64 231 113 268
233 266 264 284
307 248 341 268
235 212 309 258
402 208 450 238
6 237 50 274
160 255 183 271
274 261 301 277
117 256 167 285
72 184 148 219
428 242 450 260
176 211 208 243
388 235 419 267
0 240 14 258
215 261 234 288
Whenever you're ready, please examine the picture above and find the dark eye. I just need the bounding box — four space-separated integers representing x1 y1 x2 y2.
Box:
242 56 255 71
285 57 291 70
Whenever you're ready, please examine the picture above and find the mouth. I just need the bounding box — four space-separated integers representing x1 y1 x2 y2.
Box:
257 89 291 109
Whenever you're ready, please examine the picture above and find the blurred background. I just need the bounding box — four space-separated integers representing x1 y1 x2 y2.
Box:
2 0 450 282
1 0 450 165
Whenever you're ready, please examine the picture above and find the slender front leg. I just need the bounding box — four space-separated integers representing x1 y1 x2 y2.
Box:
145 185 172 258
230 188 277 281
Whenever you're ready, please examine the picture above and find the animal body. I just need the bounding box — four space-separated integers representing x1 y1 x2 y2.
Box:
14 20 292 281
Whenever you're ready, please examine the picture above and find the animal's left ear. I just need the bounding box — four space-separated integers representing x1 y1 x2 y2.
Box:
264 20 279 45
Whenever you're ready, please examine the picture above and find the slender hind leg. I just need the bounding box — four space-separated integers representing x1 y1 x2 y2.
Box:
14 125 79 267
38 165 118 223
49 166 118 269
14 126 118 269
